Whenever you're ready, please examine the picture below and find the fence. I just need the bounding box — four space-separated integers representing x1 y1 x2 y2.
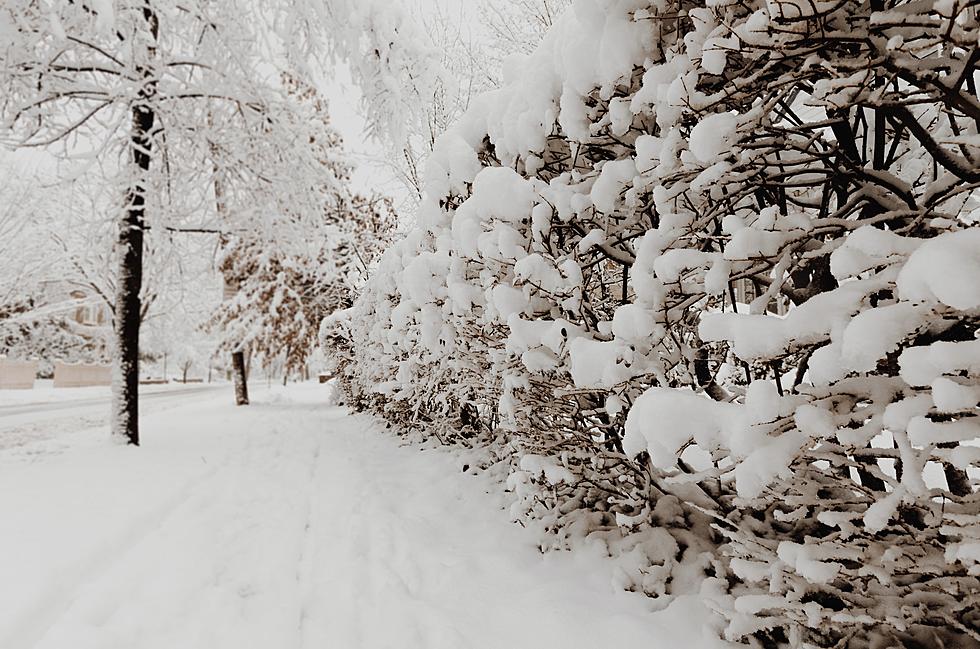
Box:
53 361 112 388
0 357 38 389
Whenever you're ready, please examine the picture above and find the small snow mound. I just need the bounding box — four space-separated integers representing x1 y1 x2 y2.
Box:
518 454 576 485
897 228 980 309
688 112 738 163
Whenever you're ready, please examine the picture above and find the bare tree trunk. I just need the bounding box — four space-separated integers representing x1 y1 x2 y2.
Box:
111 173 146 445
232 351 249 405
282 347 290 386
210 136 249 407
111 5 158 446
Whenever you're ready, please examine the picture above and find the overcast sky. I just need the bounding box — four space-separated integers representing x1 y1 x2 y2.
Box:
318 63 392 198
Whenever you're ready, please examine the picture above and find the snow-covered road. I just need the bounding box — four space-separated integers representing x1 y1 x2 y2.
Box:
0 383 227 451
0 385 222 419
0 384 728 649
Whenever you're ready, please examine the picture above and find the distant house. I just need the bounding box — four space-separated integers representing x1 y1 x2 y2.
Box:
731 278 789 316
68 289 110 327
38 280 112 334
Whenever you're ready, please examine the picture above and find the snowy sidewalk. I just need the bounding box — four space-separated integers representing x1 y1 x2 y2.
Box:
0 384 727 649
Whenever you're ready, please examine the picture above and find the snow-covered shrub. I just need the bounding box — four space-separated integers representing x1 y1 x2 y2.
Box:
327 0 979 645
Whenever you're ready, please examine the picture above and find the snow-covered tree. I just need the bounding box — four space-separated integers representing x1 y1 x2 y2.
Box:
205 74 395 386
0 1 376 443
211 191 395 381
477 0 571 87
291 1 444 152
0 161 56 316
0 160 105 371
0 315 106 377
139 246 222 382
327 0 980 646
386 0 574 202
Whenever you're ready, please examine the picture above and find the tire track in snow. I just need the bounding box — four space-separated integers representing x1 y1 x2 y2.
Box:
294 406 363 649
293 405 325 647
0 386 230 453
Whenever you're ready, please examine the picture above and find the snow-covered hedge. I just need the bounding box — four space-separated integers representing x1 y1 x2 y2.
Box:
326 1 980 645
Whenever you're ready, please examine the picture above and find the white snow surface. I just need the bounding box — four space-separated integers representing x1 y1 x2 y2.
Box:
0 383 730 649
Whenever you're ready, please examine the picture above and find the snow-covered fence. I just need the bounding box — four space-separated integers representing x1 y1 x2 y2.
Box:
324 0 980 646
0 357 38 389
53 361 111 388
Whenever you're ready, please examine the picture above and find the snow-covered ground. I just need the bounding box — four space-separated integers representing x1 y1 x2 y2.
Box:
0 383 729 649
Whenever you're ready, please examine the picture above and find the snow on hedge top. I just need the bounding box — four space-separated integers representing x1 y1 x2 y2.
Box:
698 279 884 362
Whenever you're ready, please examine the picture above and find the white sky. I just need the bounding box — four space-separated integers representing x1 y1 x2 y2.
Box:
318 62 408 206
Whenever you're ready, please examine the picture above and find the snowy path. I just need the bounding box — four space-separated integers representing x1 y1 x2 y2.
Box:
0 384 728 649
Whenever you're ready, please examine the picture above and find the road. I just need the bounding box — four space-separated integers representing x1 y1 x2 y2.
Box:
0 385 225 419
0 384 229 450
